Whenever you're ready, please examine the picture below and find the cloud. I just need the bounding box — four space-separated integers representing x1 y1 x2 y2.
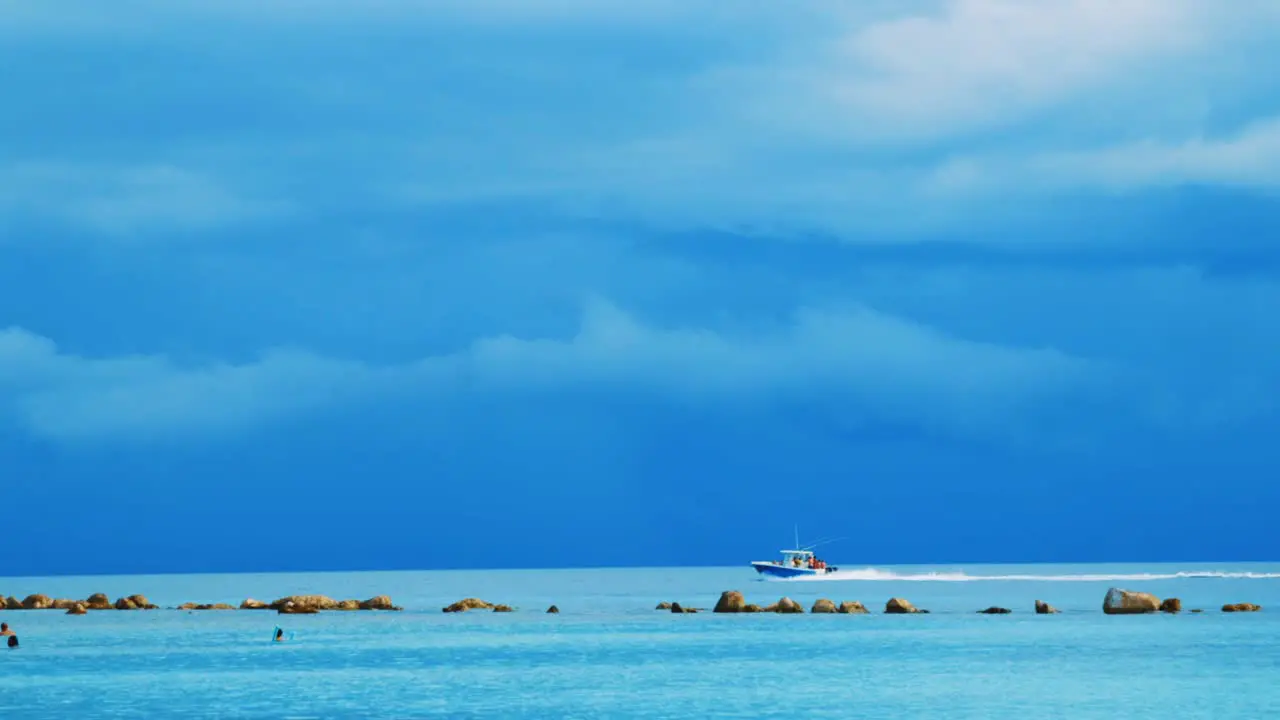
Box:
0 163 284 239
0 300 1089 443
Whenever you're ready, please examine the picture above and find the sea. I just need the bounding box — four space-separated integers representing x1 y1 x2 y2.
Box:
1 563 1278 719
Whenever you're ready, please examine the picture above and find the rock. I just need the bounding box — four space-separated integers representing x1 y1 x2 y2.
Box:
742 604 763 613
885 598 920 614
359 595 400 611
177 603 198 610
115 597 138 610
179 602 236 610
838 601 869 614
547 605 560 614
128 595 157 610
278 602 319 615
670 602 685 613
1035 600 1060 614
1160 598 1182 613
493 605 513 613
1191 609 1203 613
655 602 673 610
270 595 338 612
52 599 80 610
1222 603 1262 613
811 598 837 614
714 590 747 613
240 598 270 610
22 594 54 610
337 600 361 611
979 607 1012 614
66 603 87 615
767 597 804 614
443 598 495 613
85 593 112 610
5 596 21 610
1102 588 1160 615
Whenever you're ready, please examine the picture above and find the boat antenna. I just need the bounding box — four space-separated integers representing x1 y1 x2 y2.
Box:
801 536 847 552
794 524 800 551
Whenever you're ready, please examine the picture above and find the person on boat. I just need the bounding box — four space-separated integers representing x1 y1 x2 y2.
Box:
0 623 13 637
791 556 802 568
274 628 285 642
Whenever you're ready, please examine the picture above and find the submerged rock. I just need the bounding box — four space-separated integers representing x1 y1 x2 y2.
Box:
493 605 514 613
66 603 87 615
979 607 1012 614
1035 600 1060 614
811 599 837 614
1160 598 1182 613
22 594 53 610
885 598 921 614
1103 588 1160 615
179 603 236 610
714 591 747 614
546 605 560 614
838 601 869 614
443 598 495 613
1222 603 1262 613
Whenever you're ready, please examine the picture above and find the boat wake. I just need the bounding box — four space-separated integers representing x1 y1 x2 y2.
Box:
763 568 1280 582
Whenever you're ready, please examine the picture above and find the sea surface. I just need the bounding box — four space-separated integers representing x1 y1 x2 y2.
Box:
1 563 1278 719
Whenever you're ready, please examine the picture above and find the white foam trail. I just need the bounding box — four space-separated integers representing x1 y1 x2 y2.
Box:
764 568 1280 582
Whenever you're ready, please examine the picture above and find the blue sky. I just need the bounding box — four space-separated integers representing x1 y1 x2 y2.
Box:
3 0 1279 575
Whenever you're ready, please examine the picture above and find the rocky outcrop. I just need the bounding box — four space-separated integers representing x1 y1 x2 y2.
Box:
766 597 804 614
336 600 361 611
655 602 673 610
84 593 112 610
714 591 747 614
240 599 270 610
838 601 869 614
885 598 921 614
444 598 495 613
178 603 236 610
358 596 400 611
66 603 87 615
742 604 763 613
1160 598 1182 613
811 598 837 614
279 603 319 614
22 594 54 610
115 597 138 610
547 605 560 614
493 605 513 613
1103 588 1160 615
1035 600 1060 614
52 599 81 610
270 595 338 611
5 596 21 610
979 607 1012 614
1222 603 1262 613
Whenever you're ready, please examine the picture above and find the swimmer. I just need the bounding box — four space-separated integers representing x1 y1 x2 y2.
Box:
6 635 17 649
273 628 285 642
0 623 13 637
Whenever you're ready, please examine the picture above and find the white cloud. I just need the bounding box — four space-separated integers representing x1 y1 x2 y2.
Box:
0 300 1089 443
0 163 285 238
925 116 1280 196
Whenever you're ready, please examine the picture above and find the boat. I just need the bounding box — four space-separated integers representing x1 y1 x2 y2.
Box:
750 528 841 579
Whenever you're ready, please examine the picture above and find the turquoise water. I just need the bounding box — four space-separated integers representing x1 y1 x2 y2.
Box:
1 563 1278 718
